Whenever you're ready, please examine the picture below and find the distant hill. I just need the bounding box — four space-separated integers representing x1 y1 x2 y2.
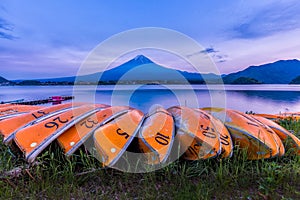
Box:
8 56 300 85
223 59 300 84
290 75 300 84
232 77 262 84
0 76 13 85
19 80 41 85
35 55 221 84
0 76 9 82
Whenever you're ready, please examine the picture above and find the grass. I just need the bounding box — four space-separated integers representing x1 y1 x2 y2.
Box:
0 120 299 199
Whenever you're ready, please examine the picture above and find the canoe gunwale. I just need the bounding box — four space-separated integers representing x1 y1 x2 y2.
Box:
0 112 28 121
3 106 80 144
225 124 275 159
24 107 107 163
93 109 145 167
138 109 175 164
65 109 131 156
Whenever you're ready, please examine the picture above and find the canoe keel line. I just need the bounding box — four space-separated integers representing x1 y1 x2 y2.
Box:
0 103 299 169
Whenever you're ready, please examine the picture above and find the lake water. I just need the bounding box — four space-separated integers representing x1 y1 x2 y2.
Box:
1 85 300 114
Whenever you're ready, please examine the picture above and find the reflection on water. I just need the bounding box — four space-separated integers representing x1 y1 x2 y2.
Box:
1 85 300 114
236 90 300 102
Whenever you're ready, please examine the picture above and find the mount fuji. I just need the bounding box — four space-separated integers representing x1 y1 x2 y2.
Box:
35 55 220 84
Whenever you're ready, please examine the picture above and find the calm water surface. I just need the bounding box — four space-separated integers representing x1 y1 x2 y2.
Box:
1 85 300 114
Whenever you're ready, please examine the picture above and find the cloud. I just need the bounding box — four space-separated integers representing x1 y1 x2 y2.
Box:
186 46 228 63
186 47 218 57
0 17 15 40
230 1 300 39
215 27 300 74
200 47 219 54
212 54 228 63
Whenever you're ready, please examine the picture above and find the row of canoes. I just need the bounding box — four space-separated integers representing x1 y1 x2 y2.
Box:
0 103 299 167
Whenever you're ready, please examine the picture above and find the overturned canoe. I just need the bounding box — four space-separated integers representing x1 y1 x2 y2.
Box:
0 105 42 119
0 102 80 144
237 112 285 157
14 104 107 163
0 103 13 108
138 106 175 165
168 106 221 160
198 109 233 158
0 103 299 165
254 113 284 121
57 106 130 156
203 108 281 160
255 113 300 121
251 115 300 155
94 109 144 167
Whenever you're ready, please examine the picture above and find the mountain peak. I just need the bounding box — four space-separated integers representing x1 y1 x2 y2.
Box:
131 55 153 64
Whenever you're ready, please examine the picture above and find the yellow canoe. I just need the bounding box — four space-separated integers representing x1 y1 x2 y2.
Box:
94 109 144 167
138 107 175 164
168 106 221 160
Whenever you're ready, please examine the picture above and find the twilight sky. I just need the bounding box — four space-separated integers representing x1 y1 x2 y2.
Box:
1 0 300 79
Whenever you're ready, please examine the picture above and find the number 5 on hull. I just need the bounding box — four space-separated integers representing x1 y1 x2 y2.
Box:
93 109 144 167
57 106 131 156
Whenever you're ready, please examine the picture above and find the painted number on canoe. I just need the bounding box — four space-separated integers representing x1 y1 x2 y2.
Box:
116 128 129 139
200 125 217 138
32 110 49 119
80 118 98 129
155 132 170 145
220 134 230 146
187 142 201 157
44 116 69 130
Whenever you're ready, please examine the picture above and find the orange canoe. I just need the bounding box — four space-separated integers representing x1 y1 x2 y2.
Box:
203 108 280 160
57 106 131 156
251 115 300 155
138 107 175 164
14 104 106 163
0 105 41 116
94 109 144 167
0 102 81 144
255 113 300 121
0 104 12 108
238 112 285 157
0 112 29 121
254 113 284 121
198 109 233 158
167 106 221 160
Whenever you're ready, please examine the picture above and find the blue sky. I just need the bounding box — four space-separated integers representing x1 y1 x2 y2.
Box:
1 0 300 79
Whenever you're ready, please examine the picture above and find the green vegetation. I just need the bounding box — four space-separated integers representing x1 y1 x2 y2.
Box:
0 121 299 199
290 75 300 84
232 77 262 84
